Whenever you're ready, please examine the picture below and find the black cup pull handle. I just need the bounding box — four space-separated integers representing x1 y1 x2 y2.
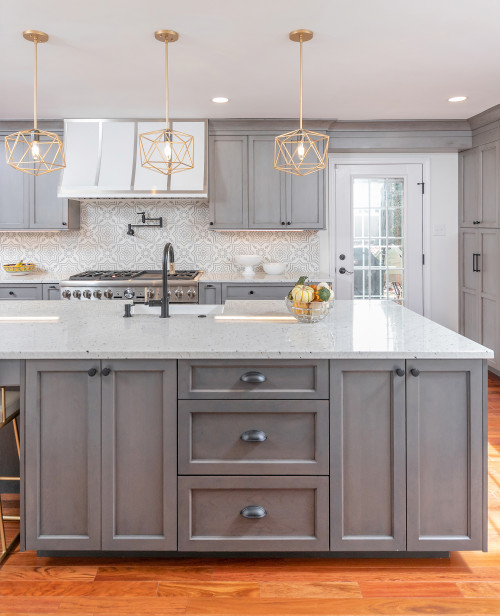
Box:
410 368 420 377
102 368 111 376
240 371 267 384
395 368 405 377
240 505 267 519
240 429 267 442
87 368 97 377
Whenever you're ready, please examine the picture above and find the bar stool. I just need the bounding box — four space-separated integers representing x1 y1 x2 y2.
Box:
0 387 20 564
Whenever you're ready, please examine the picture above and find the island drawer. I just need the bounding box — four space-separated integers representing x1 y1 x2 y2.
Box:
178 400 329 475
178 476 329 551
0 284 43 300
222 283 290 301
178 359 329 399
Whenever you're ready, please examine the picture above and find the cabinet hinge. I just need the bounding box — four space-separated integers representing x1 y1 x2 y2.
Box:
417 182 425 195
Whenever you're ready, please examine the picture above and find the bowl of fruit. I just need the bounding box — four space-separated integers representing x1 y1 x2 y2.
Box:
286 276 334 323
2 260 36 275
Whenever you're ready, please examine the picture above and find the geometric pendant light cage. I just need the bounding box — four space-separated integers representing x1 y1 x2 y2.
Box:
139 30 194 176
274 30 329 176
5 30 66 176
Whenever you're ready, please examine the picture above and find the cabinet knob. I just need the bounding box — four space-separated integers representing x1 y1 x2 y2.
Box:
473 220 481 225
249 290 254 295
240 429 267 442
87 368 98 377
410 368 420 377
61 222 67 226
395 368 405 377
281 221 285 225
102 368 111 376
240 505 267 519
209 222 214 226
287 221 291 225
8 291 14 296
240 371 266 384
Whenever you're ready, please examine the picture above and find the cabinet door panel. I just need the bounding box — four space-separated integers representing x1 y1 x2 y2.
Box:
101 360 177 550
479 142 499 227
248 136 285 228
330 360 406 551
42 284 61 300
459 148 480 227
25 360 101 550
286 168 325 229
209 136 248 228
479 229 499 297
461 289 480 343
31 168 66 229
198 283 222 304
407 359 484 551
460 229 478 293
0 140 30 229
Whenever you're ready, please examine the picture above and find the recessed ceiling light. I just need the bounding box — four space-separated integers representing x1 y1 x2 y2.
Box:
212 97 229 103
448 96 468 103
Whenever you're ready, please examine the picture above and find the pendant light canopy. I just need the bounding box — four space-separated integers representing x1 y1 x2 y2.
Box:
274 30 329 176
139 30 194 176
5 30 66 176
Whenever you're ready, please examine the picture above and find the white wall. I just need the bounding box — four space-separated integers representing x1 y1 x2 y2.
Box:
319 153 459 331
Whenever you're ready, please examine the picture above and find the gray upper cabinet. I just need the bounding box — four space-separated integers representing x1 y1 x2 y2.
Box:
209 132 325 230
330 360 406 551
406 359 484 551
0 135 80 231
209 135 248 229
459 143 499 228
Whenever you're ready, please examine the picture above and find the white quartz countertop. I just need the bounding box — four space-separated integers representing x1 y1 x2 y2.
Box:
0 299 492 360
0 271 72 284
199 272 332 283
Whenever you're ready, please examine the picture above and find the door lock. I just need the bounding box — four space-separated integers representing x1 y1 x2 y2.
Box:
338 267 353 275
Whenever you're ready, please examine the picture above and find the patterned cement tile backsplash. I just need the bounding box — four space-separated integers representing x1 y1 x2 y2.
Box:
0 199 320 274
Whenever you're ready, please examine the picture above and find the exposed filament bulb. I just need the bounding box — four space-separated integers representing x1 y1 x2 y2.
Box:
31 140 40 160
163 139 172 161
297 141 305 161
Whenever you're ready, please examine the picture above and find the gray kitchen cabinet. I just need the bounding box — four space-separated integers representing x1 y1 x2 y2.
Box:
208 135 248 229
248 136 286 229
209 132 325 230
25 360 102 550
42 283 61 300
459 143 499 228
0 136 80 231
406 359 484 551
459 228 500 370
0 283 43 300
198 282 222 304
221 282 291 302
330 360 406 551
101 360 177 550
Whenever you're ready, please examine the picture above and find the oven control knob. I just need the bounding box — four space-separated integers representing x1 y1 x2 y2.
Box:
62 290 71 299
104 289 113 299
72 290 81 299
93 290 102 299
174 288 184 299
147 287 155 300
124 288 135 299
187 288 197 300
83 290 92 299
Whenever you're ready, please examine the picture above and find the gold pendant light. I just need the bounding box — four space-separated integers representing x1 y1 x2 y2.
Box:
274 30 329 176
5 30 66 176
139 30 194 176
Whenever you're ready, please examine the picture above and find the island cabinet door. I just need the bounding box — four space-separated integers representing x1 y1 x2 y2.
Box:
101 360 177 550
406 359 484 551
330 360 406 551
25 359 102 550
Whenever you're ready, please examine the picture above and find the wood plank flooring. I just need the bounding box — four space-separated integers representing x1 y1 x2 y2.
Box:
2 373 500 614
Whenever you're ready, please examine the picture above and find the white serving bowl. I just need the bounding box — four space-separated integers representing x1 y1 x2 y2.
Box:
263 262 286 275
234 255 261 276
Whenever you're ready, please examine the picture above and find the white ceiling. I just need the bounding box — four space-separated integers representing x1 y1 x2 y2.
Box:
2 0 500 121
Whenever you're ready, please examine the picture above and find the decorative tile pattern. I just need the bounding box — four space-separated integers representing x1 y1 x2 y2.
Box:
0 200 320 274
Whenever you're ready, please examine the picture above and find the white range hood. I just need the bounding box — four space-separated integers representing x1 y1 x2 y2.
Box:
58 119 207 199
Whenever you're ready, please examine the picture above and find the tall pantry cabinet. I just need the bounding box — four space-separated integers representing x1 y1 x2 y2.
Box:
459 142 500 371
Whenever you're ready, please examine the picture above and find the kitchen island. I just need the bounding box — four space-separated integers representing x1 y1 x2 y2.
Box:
0 299 492 556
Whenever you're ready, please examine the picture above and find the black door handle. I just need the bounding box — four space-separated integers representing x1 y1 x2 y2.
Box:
240 429 267 442
87 368 98 377
240 371 266 384
395 368 405 377
102 368 111 376
473 253 481 272
240 505 267 519
410 368 420 377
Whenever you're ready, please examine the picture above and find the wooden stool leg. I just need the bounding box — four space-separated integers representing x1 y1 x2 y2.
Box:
13 417 20 459
0 399 21 565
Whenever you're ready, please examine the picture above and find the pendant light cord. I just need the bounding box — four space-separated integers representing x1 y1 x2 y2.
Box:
33 36 38 130
299 33 303 131
165 38 169 130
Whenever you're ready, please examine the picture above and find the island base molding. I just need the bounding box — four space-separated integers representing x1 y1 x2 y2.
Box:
20 357 488 555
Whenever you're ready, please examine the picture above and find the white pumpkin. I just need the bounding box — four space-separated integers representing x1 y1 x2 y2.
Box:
291 285 315 303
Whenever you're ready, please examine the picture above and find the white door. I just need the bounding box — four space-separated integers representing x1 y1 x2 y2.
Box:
332 163 424 314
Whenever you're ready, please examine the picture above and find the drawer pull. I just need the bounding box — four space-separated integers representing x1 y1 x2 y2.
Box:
240 429 267 442
240 505 267 519
240 371 266 384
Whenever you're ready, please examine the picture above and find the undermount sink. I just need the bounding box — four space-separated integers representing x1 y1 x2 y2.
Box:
131 303 224 316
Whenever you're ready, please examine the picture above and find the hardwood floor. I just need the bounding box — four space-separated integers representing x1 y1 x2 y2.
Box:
2 373 500 614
